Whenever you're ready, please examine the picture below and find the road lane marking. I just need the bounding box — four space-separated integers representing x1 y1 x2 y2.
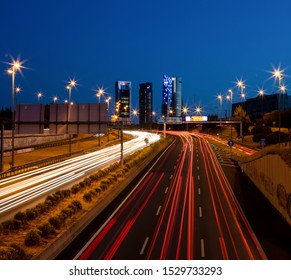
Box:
170 174 173 180
197 175 200 180
164 187 168 194
140 237 149 255
198 188 201 195
156 205 162 216
201 239 205 258
197 166 199 170
199 207 202 217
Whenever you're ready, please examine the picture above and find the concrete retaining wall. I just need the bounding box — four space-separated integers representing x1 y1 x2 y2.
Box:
2 133 68 151
240 154 291 226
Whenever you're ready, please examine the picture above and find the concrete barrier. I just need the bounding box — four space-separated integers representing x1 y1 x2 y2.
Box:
240 153 291 226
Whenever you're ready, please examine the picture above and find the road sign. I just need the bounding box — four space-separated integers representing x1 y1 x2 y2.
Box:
228 139 234 147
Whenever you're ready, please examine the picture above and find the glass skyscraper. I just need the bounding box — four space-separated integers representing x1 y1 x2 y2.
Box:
139 82 153 126
115 81 131 123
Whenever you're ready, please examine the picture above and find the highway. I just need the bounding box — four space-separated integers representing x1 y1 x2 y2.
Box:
0 131 160 218
72 131 266 260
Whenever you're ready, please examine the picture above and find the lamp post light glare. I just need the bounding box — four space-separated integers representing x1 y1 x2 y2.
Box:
271 66 285 147
7 58 25 170
218 95 222 126
96 87 105 146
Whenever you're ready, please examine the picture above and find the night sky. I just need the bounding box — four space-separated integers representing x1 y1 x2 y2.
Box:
1 0 291 117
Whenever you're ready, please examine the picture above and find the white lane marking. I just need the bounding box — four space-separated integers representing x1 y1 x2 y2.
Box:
164 187 168 194
156 205 162 216
170 175 173 180
201 239 205 258
199 207 203 217
140 237 150 255
197 166 199 170
198 188 201 195
197 175 200 180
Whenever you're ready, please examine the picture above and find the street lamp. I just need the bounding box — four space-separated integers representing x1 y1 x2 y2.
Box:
271 67 285 146
53 96 58 104
96 87 105 146
218 94 222 126
228 89 233 119
105 96 111 121
195 106 202 115
258 89 265 116
37 92 43 103
7 59 23 170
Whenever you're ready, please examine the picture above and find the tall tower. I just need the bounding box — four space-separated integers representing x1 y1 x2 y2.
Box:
162 74 173 117
115 81 131 124
172 76 182 117
139 82 153 126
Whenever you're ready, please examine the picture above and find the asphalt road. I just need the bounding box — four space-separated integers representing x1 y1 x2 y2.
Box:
60 132 267 260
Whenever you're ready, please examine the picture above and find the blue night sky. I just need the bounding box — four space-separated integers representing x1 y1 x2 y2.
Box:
1 0 291 117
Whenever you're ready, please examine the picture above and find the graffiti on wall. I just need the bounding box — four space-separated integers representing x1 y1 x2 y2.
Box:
277 184 291 218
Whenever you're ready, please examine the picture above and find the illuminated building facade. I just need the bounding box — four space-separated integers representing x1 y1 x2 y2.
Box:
162 74 173 117
139 82 153 125
115 81 131 123
161 75 182 117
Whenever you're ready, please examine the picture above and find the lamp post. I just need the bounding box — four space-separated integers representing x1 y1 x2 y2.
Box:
218 94 222 126
37 92 43 103
7 60 22 170
272 67 284 146
228 89 233 119
97 88 105 146
258 89 265 116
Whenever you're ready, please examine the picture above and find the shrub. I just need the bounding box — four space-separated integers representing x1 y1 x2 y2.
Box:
84 178 92 186
48 216 62 230
71 184 81 194
0 243 26 260
94 187 102 195
1 219 21 231
38 222 56 238
14 211 27 223
24 230 41 247
25 209 38 221
83 192 92 202
71 200 82 211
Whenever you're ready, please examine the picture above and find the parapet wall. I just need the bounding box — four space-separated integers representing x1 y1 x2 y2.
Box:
240 154 291 226
2 132 68 151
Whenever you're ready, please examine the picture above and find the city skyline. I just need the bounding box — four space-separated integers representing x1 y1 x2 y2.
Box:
1 0 291 117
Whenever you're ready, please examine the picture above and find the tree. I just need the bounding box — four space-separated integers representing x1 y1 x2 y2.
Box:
233 105 251 136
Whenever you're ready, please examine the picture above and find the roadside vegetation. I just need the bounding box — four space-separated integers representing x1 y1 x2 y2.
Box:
0 135 172 260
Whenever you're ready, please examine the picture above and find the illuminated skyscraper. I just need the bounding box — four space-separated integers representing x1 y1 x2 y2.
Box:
161 75 182 117
162 74 173 117
172 76 182 117
115 81 131 123
139 82 153 126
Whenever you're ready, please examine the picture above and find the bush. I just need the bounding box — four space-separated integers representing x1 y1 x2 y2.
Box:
71 184 81 194
48 216 62 230
25 209 38 221
71 200 82 211
0 243 26 260
83 192 92 202
14 211 27 223
83 178 92 186
24 230 41 247
1 219 21 231
38 222 56 238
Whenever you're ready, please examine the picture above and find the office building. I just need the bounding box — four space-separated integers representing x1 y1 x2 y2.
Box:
172 76 182 117
139 82 153 126
162 74 173 117
115 81 131 124
232 93 291 117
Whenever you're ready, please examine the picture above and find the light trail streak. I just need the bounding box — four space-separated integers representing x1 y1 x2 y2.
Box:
0 131 160 215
